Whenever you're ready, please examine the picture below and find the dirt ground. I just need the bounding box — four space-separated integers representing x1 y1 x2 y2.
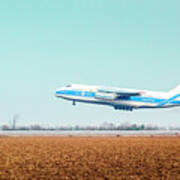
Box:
0 136 180 180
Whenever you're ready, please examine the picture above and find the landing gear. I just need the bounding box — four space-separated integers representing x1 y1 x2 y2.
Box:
72 100 76 106
114 105 133 111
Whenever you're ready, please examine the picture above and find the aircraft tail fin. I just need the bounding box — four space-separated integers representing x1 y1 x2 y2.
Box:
170 85 180 95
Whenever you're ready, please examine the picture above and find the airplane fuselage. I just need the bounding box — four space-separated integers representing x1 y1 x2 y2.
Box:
55 84 180 111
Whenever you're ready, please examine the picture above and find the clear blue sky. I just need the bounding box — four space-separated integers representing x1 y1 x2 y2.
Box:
0 0 180 127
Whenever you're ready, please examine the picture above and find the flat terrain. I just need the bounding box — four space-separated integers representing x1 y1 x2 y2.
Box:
0 136 180 180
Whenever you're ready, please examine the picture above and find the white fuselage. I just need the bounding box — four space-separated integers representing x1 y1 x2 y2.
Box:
55 84 180 111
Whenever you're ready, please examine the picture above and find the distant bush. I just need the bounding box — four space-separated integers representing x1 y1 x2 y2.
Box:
1 125 11 131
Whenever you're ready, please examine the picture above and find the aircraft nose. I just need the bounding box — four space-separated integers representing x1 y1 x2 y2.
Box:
55 88 63 97
55 87 67 97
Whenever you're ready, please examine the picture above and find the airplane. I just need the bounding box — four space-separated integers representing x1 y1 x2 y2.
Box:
55 84 180 111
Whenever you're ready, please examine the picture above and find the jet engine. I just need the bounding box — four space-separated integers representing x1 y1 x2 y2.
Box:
95 92 116 100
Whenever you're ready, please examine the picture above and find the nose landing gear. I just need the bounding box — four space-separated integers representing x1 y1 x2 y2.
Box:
73 101 76 106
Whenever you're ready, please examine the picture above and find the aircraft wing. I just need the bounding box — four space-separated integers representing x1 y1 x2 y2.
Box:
98 87 141 97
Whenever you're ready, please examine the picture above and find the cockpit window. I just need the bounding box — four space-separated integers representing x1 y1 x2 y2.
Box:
66 85 72 87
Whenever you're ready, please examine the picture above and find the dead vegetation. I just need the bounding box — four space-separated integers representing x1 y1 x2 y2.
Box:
0 136 180 179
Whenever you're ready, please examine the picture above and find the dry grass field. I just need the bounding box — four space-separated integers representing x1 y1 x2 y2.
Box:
0 136 180 180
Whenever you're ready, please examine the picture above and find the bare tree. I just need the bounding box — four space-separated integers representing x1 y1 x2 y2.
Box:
12 114 19 130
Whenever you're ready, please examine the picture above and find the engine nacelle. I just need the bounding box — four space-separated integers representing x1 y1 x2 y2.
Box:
95 92 116 100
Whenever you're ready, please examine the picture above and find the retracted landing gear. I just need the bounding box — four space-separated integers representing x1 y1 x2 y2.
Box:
72 100 76 106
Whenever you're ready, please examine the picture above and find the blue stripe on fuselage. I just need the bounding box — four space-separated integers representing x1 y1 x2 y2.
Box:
158 94 180 106
56 90 95 98
130 96 180 105
129 96 180 105
129 96 164 103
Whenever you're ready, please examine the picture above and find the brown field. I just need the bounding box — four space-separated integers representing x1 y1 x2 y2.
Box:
0 136 180 180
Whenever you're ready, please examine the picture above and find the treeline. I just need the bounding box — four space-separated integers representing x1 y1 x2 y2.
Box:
1 122 180 131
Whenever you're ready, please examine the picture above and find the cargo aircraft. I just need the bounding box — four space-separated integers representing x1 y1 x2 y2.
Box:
55 84 180 111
